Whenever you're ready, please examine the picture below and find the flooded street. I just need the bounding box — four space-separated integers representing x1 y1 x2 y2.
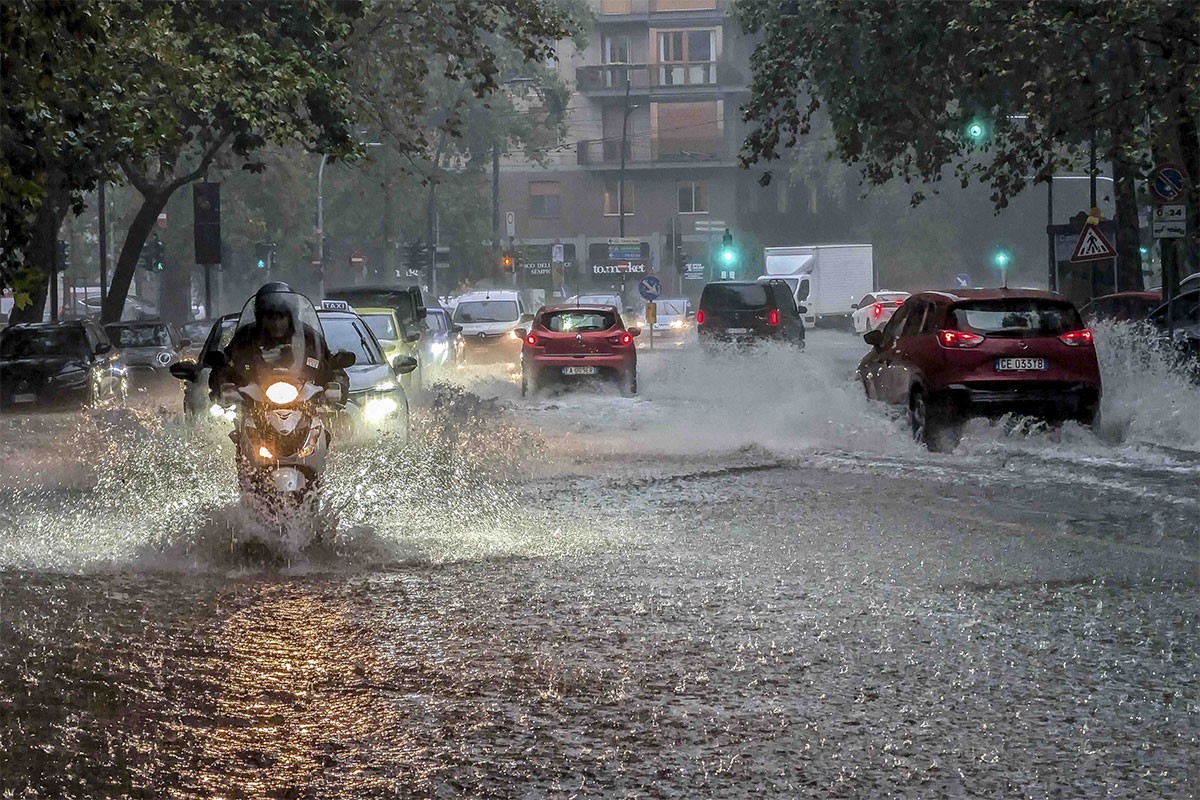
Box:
1 330 1197 798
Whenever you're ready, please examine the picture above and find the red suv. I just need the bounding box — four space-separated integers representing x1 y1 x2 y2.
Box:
518 304 640 396
857 289 1101 450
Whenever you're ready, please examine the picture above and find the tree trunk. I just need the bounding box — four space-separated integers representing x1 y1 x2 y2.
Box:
8 184 71 325
1177 95 1199 277
1111 147 1143 292
102 190 171 323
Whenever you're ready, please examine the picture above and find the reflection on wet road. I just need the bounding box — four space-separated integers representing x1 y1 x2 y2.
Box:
1 328 1196 797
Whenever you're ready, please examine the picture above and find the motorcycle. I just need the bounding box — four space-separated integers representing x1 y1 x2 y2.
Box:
202 291 356 517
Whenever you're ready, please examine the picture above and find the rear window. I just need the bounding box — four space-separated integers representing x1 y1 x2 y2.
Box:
541 311 616 332
702 284 769 310
951 299 1082 336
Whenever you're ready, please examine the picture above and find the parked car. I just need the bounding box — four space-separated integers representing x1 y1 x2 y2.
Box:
354 305 423 394
857 289 1101 451
1080 290 1162 324
452 290 534 366
1143 288 1200 380
420 306 464 375
852 291 910 333
0 319 127 411
518 304 640 396
696 280 806 349
104 319 189 388
170 313 239 419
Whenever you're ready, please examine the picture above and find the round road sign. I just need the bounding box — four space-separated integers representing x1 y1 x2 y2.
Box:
638 275 662 302
1150 163 1188 204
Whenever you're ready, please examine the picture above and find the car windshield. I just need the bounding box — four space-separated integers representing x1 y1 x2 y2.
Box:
362 313 397 341
542 311 616 332
106 325 172 348
703 284 769 310
952 299 1082 336
0 327 89 359
454 300 519 323
181 321 211 340
321 317 384 365
656 300 687 316
424 311 448 333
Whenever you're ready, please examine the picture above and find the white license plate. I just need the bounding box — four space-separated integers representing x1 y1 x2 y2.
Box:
727 327 749 335
995 357 1047 371
562 366 597 376
12 393 36 403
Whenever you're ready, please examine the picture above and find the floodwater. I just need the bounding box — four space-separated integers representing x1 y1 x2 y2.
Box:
1 327 1196 798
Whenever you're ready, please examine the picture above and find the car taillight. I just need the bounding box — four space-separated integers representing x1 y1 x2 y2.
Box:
619 332 633 346
768 309 780 326
938 329 985 348
696 309 705 325
1059 329 1094 347
524 333 538 346
872 302 883 319
895 298 905 306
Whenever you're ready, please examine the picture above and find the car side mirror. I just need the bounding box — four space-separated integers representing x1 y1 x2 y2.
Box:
203 349 227 369
94 342 112 355
169 362 198 382
179 338 192 348
864 329 884 349
405 331 421 343
521 313 535 323
798 305 808 315
850 302 859 310
330 350 357 370
451 324 463 333
686 311 697 320
324 383 344 405
628 326 641 337
514 328 527 340
392 355 418 375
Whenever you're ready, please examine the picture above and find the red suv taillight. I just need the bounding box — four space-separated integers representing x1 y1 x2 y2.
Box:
696 309 706 325
872 302 883 319
524 334 538 346
768 308 780 326
1059 329 1094 347
938 329 985 348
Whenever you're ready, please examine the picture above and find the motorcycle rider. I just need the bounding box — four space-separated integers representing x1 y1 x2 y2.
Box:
210 282 346 402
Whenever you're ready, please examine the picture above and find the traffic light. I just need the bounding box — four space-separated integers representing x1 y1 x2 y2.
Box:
254 242 272 270
963 117 990 146
500 250 515 273
675 244 687 274
990 246 1012 270
720 229 736 267
55 239 71 272
406 240 427 273
151 239 165 272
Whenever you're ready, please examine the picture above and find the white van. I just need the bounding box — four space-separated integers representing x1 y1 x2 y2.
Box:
451 290 533 365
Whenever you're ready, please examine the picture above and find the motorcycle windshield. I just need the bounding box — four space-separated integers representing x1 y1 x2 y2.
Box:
231 290 327 387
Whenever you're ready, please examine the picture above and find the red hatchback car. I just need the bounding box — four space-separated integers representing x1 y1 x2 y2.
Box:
518 304 640 396
857 289 1101 450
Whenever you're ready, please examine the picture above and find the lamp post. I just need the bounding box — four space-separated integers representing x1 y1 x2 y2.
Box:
618 76 632 237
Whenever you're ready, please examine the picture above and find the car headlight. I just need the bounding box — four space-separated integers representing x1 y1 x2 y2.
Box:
209 403 237 421
265 381 298 404
670 319 685 329
430 341 448 355
363 396 399 424
508 330 521 340
372 379 396 392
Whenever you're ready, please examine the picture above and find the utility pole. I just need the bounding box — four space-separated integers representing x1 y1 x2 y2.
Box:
98 183 108 304
618 76 632 238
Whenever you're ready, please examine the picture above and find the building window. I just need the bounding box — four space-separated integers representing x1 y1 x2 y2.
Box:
653 101 722 160
656 29 716 85
529 181 561 217
603 180 635 216
678 180 709 214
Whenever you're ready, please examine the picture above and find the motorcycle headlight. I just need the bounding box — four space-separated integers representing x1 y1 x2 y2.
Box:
363 396 399 424
265 381 299 404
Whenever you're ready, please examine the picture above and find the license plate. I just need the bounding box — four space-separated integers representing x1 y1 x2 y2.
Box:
562 366 597 376
727 327 749 335
995 357 1047 371
12 393 36 403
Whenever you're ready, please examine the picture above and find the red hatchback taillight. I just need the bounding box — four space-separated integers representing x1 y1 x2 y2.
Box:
696 309 706 325
524 333 538 347
938 329 985 348
872 302 883 319
1059 329 1094 347
768 308 780 326
618 332 633 346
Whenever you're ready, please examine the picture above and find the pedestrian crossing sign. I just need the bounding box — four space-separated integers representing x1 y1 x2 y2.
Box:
1069 222 1116 263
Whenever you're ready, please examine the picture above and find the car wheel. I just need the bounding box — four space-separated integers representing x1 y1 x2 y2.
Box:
1077 403 1100 429
910 388 959 453
522 366 538 398
619 368 637 396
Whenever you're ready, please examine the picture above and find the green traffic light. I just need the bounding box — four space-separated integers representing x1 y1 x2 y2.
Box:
968 122 984 139
721 248 735 264
992 250 1011 268
256 259 266 269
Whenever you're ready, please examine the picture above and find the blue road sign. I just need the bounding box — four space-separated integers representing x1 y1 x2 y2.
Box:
638 275 662 301
955 273 971 288
1151 164 1187 203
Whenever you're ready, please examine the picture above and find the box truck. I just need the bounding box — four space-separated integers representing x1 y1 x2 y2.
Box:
756 244 874 328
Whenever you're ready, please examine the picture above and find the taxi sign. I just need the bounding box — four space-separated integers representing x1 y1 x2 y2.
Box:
320 299 354 313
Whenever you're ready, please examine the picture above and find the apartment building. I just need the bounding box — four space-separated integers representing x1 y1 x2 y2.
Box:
497 0 753 302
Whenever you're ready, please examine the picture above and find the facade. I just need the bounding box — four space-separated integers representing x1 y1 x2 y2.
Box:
497 0 753 305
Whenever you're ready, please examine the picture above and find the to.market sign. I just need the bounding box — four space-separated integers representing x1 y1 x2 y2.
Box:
588 240 649 276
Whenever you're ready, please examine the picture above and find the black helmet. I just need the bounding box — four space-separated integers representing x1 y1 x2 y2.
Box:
254 282 294 319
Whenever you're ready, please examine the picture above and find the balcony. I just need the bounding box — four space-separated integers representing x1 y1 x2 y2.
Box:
576 61 745 94
598 0 725 15
576 137 731 166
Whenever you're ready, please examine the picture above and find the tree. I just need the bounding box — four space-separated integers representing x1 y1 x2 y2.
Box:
734 0 1200 290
